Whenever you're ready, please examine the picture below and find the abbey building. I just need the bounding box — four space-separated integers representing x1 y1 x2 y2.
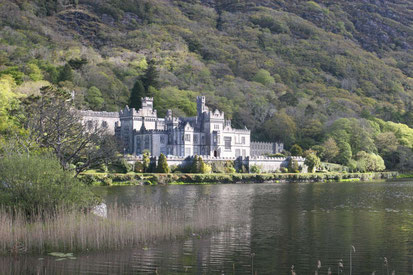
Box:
80 96 283 158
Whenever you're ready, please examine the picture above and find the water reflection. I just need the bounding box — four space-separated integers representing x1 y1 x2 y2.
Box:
3 181 413 274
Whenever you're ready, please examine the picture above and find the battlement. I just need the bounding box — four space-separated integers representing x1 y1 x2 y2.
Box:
79 110 119 118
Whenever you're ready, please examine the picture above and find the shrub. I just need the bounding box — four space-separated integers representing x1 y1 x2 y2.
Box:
110 159 133 173
0 154 100 217
288 158 300 173
156 153 170 173
250 165 261 174
134 161 144 173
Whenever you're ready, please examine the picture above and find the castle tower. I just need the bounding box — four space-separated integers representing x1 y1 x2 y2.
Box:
197 96 207 115
142 97 154 110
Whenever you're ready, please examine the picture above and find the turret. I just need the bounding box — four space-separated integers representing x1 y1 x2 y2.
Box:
197 96 208 115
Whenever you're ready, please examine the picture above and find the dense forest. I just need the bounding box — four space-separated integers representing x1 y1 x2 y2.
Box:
1 0 413 171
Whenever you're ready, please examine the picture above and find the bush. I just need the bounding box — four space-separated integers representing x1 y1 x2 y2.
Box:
211 160 236 174
0 154 100 217
288 158 299 173
157 153 170 173
250 165 261 174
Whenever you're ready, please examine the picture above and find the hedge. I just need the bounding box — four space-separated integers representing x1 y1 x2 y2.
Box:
78 172 399 186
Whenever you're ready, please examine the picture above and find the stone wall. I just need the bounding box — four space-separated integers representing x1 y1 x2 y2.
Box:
79 110 120 134
250 142 284 157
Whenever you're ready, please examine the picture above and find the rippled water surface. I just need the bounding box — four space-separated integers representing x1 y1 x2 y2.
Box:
4 180 413 274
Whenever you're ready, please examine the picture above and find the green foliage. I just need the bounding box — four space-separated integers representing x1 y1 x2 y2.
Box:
129 79 145 110
211 160 236 174
111 159 133 173
157 153 170 173
68 57 88 70
141 59 159 91
58 64 74 83
290 144 303 156
287 158 299 173
321 137 339 162
26 63 43 81
142 151 150 172
335 141 352 165
252 69 275 86
0 154 100 216
304 151 321 173
0 67 24 85
134 161 144 173
85 86 104 110
353 151 386 172
250 165 261 174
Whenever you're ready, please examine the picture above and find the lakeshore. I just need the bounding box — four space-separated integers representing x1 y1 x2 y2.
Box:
79 171 399 186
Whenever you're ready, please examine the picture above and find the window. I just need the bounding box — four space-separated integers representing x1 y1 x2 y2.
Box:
194 135 198 144
213 134 217 144
185 148 191 156
242 149 246 157
160 136 166 144
224 137 231 150
201 136 205 144
214 124 220 130
102 121 108 128
242 137 246 144
87 120 94 130
144 136 150 149
185 134 191 142
235 149 240 157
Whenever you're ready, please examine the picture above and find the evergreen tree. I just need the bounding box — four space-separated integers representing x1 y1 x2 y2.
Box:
190 155 200 173
129 79 145 109
142 151 150 173
157 153 169 173
59 63 74 82
141 59 159 91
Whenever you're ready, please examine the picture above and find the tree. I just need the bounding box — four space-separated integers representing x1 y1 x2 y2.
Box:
252 69 275 86
290 144 303 156
335 141 352 165
263 111 297 146
68 57 88 70
142 151 150 172
157 153 169 173
288 157 299 173
18 86 118 176
141 59 159 91
190 155 202 173
304 151 321 173
27 63 43 81
85 86 104 110
354 151 385 172
129 79 145 109
59 63 74 82
322 137 339 162
190 156 210 174
0 153 99 217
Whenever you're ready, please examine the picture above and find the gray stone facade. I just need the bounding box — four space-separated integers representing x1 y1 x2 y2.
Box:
250 142 284 157
80 96 283 158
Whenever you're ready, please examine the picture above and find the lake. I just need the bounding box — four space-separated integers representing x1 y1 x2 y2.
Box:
3 180 413 274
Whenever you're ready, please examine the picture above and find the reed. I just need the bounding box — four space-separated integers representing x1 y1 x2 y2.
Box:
0 201 219 255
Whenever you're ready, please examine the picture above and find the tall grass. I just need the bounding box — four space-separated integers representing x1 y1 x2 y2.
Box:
0 201 219 254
